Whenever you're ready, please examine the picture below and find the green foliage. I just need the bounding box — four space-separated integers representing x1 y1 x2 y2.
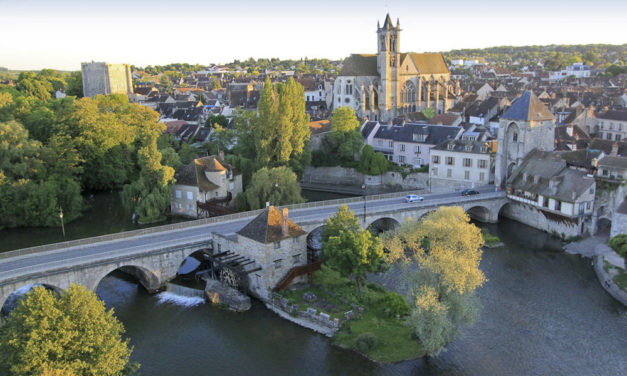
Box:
322 205 388 291
16 72 53 102
377 291 411 318
421 108 436 120
609 234 627 258
243 166 304 210
331 106 360 133
355 333 378 353
358 145 389 175
314 129 363 167
234 192 248 211
0 284 136 376
65 71 83 97
205 114 228 128
605 65 627 77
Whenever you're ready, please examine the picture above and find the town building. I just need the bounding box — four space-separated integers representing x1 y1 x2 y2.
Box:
362 121 462 167
81 62 133 98
503 150 596 237
211 206 308 301
334 14 454 122
549 63 591 81
171 155 242 218
596 110 627 142
429 139 495 191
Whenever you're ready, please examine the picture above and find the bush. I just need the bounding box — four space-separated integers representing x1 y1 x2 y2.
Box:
355 332 378 353
377 291 411 318
609 234 627 258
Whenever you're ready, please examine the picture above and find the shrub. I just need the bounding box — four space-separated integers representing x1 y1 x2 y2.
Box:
377 291 411 318
355 332 378 353
609 234 627 258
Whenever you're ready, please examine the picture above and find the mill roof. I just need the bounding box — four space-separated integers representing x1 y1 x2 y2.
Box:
338 54 378 77
237 206 306 244
501 91 554 122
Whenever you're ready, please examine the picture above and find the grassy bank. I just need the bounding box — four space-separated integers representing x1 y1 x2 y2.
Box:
279 266 424 363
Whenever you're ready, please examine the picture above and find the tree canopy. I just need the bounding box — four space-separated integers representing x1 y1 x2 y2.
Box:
331 106 360 133
243 166 304 210
0 284 136 376
382 206 486 355
322 205 387 291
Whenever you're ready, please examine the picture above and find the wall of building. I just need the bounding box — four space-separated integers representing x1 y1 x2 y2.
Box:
171 184 200 218
81 62 133 98
500 201 581 238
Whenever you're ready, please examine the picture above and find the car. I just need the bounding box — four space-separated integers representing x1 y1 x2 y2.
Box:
405 194 424 203
461 189 480 196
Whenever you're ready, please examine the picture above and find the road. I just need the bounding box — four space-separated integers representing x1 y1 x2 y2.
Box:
0 187 499 282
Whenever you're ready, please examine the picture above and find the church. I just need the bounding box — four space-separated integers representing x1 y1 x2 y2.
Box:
334 14 457 122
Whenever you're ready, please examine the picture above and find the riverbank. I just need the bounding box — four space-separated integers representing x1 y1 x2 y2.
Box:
565 235 627 306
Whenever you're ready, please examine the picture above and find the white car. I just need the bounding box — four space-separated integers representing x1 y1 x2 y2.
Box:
405 194 424 203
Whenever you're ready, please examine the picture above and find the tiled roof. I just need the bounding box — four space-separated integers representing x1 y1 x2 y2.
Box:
501 91 554 122
374 123 461 144
598 156 627 169
408 53 449 75
237 206 306 244
596 110 627 122
338 54 378 77
431 139 491 154
429 113 460 126
361 121 378 138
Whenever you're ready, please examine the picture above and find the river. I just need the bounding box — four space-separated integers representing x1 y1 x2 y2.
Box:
95 219 626 376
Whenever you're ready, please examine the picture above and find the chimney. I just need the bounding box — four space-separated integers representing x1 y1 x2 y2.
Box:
281 208 289 237
611 142 618 157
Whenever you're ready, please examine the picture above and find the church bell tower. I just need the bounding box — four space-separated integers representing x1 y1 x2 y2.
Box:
377 14 400 119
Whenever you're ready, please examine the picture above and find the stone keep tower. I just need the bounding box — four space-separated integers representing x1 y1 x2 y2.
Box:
81 62 134 98
495 91 555 187
377 14 401 120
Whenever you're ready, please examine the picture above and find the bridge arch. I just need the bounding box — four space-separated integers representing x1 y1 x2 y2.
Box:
367 217 401 236
465 205 492 222
1 283 63 317
92 264 161 296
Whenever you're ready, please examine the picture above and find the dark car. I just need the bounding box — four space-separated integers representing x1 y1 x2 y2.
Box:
461 189 480 196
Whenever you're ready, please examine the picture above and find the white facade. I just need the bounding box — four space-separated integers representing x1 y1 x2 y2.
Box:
430 141 494 191
549 63 591 81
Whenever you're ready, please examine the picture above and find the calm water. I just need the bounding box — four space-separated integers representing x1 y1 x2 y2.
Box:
0 189 349 252
96 219 627 376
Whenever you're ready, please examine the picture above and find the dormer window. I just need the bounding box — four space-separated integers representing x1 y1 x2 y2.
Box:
447 143 455 151
465 145 473 152
480 146 487 153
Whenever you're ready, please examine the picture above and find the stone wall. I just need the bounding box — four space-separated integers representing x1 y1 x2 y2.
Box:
303 166 427 190
501 201 581 238
267 293 342 336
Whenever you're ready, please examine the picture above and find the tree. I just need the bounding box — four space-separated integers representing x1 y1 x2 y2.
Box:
16 72 53 102
205 114 228 128
358 145 389 175
65 71 83 97
609 234 627 269
322 205 387 292
321 204 361 243
0 284 136 376
382 206 485 355
244 166 304 210
331 106 360 133
421 108 436 120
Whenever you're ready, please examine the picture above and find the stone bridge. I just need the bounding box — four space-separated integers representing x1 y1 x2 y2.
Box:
0 191 507 311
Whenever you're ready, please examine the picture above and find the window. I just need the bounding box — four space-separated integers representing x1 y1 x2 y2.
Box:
447 169 452 177
217 243 221 252
413 145 419 153
306 95 310 101
579 203 585 214
292 254 301 265
610 122 614 130
229 182 234 190
589 188 594 194
273 259 282 269
616 134 622 141
446 156 454 165
586 201 592 210
464 170 470 180
432 155 440 164
274 241 280 249
447 143 455 150
175 190 182 199
465 145 473 152
512 132 518 142
606 133 612 140
388 141 393 148
399 155 406 163
463 158 472 167
479 159 487 169
555 200 562 211
399 144 406 151
432 167 438 176
186 191 193 200
186 204 194 211
480 172 485 181
377 139 383 146
175 202 182 209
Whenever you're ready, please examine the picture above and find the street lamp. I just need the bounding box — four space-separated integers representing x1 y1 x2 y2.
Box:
59 207 65 239
361 184 367 227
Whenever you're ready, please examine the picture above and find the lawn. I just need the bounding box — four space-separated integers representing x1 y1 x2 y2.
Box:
603 259 627 292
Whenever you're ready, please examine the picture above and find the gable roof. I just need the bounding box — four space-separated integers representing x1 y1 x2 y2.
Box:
374 123 461 144
501 91 554 122
339 54 378 77
407 53 449 75
237 206 306 244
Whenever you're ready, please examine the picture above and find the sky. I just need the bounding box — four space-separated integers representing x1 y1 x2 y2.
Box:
0 0 625 71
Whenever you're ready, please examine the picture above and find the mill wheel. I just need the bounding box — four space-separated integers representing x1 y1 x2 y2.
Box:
219 267 239 289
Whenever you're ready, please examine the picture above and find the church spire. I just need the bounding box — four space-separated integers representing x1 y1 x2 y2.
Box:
383 13 393 29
